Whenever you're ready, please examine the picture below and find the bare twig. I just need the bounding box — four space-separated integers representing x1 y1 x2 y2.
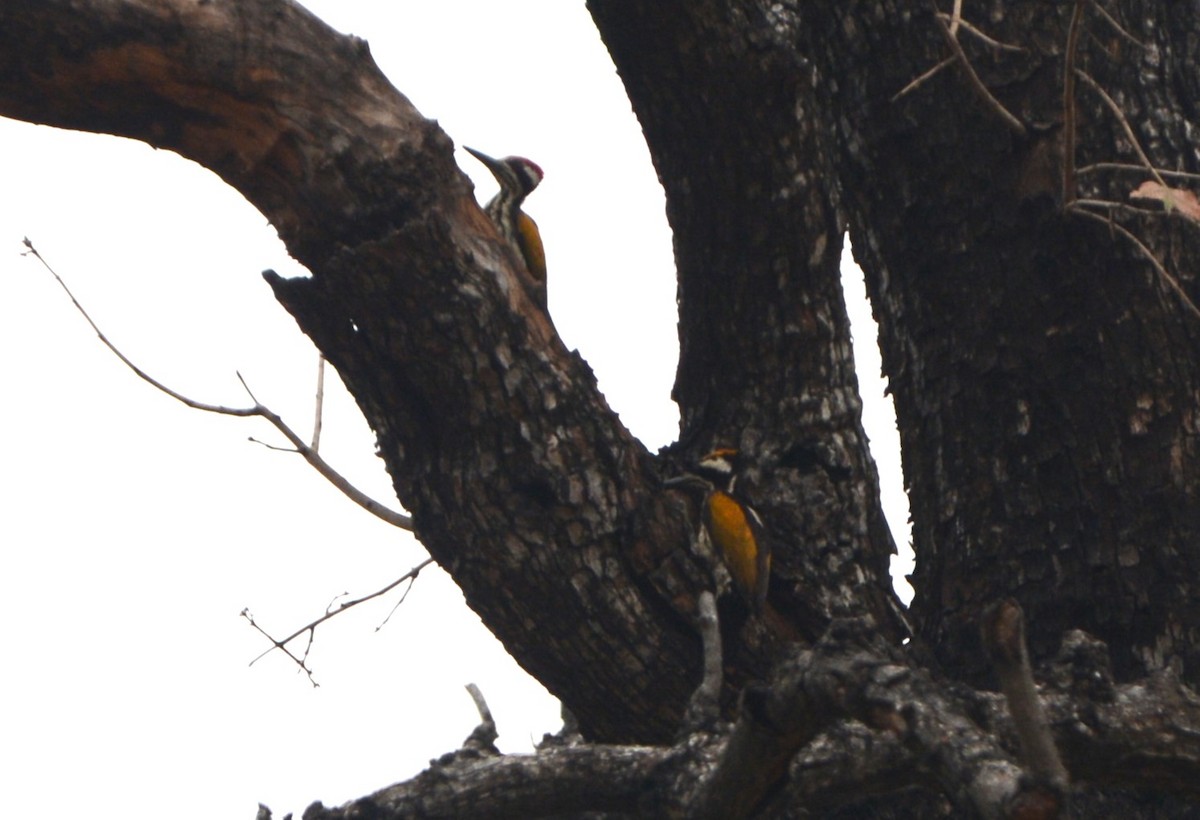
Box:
1070 197 1161 217
242 608 320 686
247 436 298 453
935 13 1025 52
20 239 412 531
374 562 425 631
312 354 326 451
982 600 1069 789
1077 162 1200 183
934 11 1027 137
1062 0 1085 204
1074 69 1166 188
243 381 412 529
22 238 256 416
892 56 956 103
246 558 435 674
1090 0 1146 50
1068 203 1200 321
950 0 962 36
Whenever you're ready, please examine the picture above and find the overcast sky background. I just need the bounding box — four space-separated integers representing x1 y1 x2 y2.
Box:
0 3 910 817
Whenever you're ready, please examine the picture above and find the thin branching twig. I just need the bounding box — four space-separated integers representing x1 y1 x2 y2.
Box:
1069 204 1200 321
933 11 1027 137
1060 8 1200 326
1070 197 1160 217
1090 0 1146 50
893 56 957 102
1077 162 1200 183
935 13 1025 53
246 557 435 679
1074 69 1166 188
21 238 412 531
242 608 321 686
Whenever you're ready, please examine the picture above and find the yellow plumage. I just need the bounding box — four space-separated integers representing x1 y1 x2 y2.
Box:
705 490 769 613
515 211 546 285
464 146 547 309
667 449 772 614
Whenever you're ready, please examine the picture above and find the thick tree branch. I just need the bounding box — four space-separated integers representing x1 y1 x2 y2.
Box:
589 0 908 674
300 745 668 820
11 2 1200 815
788 620 1030 819
0 0 713 743
286 621 1200 818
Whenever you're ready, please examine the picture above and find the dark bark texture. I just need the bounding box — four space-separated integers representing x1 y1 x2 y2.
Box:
5 0 1200 816
797 0 1200 689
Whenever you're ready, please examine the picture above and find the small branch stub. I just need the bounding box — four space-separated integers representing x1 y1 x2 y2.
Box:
681 591 724 734
982 599 1070 801
462 683 500 756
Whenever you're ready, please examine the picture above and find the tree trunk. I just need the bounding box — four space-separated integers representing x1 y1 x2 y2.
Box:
796 0 1200 688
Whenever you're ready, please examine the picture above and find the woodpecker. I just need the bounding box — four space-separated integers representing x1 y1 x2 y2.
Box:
665 448 771 615
464 146 547 310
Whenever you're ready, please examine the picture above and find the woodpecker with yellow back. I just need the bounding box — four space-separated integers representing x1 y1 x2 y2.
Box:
465 146 547 311
665 448 771 616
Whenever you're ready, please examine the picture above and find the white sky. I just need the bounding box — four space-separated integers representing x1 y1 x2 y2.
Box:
0 2 910 816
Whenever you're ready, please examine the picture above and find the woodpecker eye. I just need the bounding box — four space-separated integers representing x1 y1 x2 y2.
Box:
517 159 544 188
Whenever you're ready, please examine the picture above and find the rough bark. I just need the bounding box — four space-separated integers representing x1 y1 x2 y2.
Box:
296 624 1200 819
7 0 1200 816
0 0 911 742
588 0 910 672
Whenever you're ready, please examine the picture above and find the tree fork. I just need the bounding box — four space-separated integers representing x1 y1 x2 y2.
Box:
0 0 709 742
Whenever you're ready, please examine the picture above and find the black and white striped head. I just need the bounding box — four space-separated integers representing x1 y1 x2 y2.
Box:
664 448 741 494
693 448 739 492
465 146 544 202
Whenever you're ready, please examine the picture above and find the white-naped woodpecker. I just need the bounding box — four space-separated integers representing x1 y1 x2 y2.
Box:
464 146 547 310
664 448 771 615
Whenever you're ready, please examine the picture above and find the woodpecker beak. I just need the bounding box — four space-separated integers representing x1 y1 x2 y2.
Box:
663 473 712 493
464 145 504 178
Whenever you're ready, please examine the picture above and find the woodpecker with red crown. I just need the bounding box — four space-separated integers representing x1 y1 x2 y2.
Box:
665 448 771 616
465 146 547 310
